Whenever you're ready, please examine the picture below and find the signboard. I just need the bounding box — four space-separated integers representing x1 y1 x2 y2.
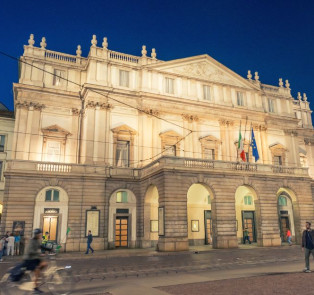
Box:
85 210 100 237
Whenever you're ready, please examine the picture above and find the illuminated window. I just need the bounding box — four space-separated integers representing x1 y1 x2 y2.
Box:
244 196 253 205
117 191 128 203
203 85 211 101
119 70 130 87
165 77 174 94
278 196 287 206
45 189 60 202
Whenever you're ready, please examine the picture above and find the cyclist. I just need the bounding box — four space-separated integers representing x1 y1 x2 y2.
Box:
23 228 48 294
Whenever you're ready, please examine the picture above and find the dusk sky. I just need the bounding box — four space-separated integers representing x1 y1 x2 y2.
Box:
0 0 313 112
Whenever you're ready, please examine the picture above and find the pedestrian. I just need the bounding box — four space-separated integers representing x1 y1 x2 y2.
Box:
14 231 21 255
243 228 251 244
85 230 94 254
6 233 15 256
286 228 292 246
302 221 314 273
41 231 49 253
0 236 6 262
3 231 9 256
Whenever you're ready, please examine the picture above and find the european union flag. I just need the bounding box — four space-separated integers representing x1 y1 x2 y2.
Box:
251 128 259 162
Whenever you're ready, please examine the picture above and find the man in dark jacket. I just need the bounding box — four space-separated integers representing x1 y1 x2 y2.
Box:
85 230 94 254
302 221 314 273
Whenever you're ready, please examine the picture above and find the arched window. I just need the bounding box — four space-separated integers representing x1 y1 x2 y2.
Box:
45 189 60 202
244 196 253 205
278 195 287 206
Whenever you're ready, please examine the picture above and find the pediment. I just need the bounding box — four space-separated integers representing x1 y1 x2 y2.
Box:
269 143 287 151
111 124 137 135
148 55 259 90
42 124 71 136
159 130 182 139
199 135 221 143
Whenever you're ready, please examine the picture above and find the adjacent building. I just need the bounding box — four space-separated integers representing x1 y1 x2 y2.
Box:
1 34 314 251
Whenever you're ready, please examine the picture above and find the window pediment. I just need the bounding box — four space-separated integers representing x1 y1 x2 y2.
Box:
269 143 287 153
111 124 137 136
160 130 182 144
42 125 71 137
200 135 221 145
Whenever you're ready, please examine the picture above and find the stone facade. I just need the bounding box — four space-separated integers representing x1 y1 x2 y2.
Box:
1 34 314 251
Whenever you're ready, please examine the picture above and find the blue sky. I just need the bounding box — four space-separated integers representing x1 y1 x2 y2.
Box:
0 0 313 112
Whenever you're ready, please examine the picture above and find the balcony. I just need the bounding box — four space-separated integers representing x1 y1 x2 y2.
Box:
4 157 309 180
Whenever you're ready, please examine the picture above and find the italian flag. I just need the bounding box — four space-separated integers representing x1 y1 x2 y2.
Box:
238 127 246 162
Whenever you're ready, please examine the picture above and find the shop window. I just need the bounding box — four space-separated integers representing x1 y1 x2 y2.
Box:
117 191 128 203
278 196 287 206
244 196 253 205
45 189 60 202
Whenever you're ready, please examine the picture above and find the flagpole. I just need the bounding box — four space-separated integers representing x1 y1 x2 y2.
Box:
237 121 241 162
243 116 248 161
248 123 252 163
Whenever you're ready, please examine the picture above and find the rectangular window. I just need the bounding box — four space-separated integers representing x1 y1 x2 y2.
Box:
116 191 128 203
46 140 61 162
116 141 130 167
164 145 176 156
165 77 174 94
274 156 282 166
45 190 52 201
0 161 2 180
53 69 65 86
244 196 253 205
204 148 215 160
268 99 275 113
237 91 244 106
119 70 130 87
203 85 211 101
53 190 59 201
0 135 5 152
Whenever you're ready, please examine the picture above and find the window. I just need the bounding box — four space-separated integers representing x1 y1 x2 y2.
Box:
244 196 253 205
0 135 5 152
300 155 307 167
204 148 215 160
45 189 60 202
53 69 65 86
237 91 244 106
268 99 275 113
116 140 130 167
207 195 211 205
116 191 128 203
164 145 176 156
0 161 2 180
119 70 129 87
165 77 174 94
278 196 287 206
203 85 211 101
46 141 61 162
274 156 282 166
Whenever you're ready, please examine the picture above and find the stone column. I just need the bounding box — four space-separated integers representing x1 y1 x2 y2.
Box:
24 106 34 160
290 132 299 167
260 126 269 164
227 121 235 161
158 172 189 251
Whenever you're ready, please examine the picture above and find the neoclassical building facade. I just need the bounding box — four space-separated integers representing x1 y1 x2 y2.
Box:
1 34 314 251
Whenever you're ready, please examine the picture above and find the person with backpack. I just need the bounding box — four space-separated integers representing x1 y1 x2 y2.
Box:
302 221 314 273
23 228 48 293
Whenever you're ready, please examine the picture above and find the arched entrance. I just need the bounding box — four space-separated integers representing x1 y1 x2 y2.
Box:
277 188 298 243
187 183 214 246
33 186 69 247
143 185 159 248
108 189 137 249
235 185 258 244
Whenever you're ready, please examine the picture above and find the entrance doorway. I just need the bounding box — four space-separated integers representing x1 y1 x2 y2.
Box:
204 210 212 245
279 215 290 242
115 217 128 247
242 211 256 243
43 216 58 242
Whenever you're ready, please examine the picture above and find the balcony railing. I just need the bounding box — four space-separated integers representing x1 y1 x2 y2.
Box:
4 157 309 179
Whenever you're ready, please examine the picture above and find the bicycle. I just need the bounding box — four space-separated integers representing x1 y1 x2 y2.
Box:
0 244 74 295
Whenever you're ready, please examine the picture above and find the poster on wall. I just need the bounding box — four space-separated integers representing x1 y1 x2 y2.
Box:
158 207 165 236
85 210 100 237
12 221 25 236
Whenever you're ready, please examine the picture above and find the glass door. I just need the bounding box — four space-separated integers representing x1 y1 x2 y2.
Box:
242 211 256 243
115 217 128 247
43 216 58 242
